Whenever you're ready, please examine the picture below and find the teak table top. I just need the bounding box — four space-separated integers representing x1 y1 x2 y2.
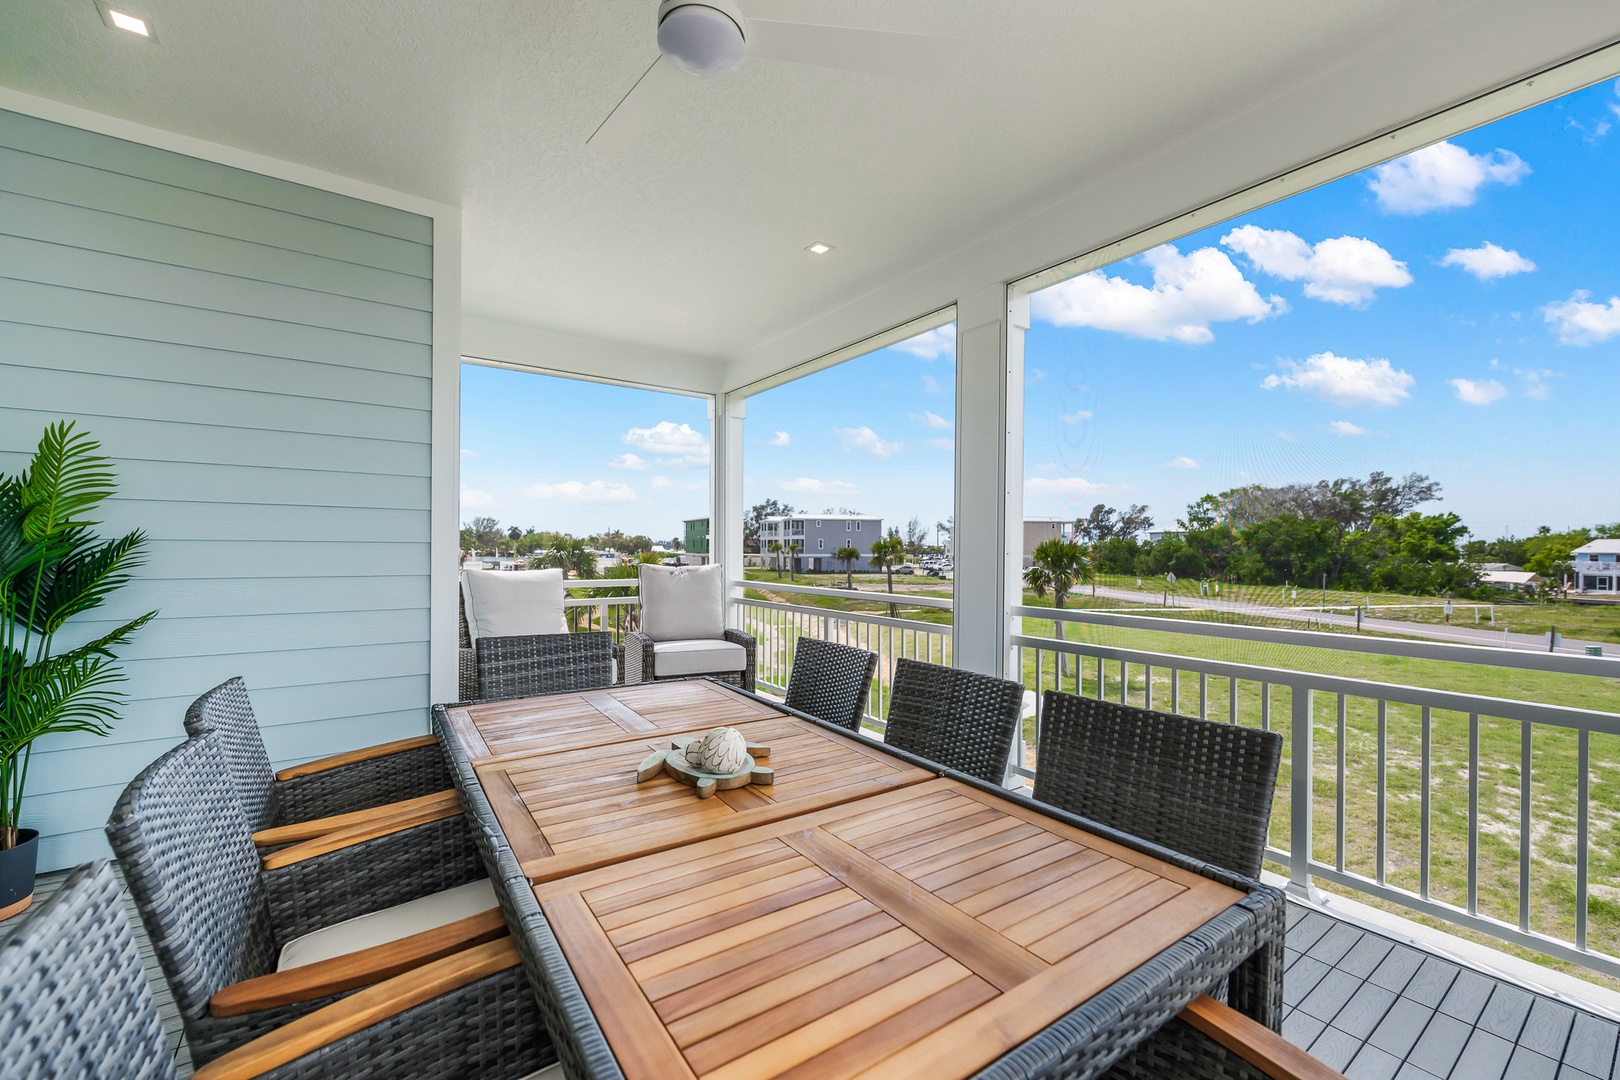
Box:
531 777 1245 1080
443 680 784 763
476 711 934 883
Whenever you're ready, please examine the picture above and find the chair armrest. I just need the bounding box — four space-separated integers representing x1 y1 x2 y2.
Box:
191 938 523 1080
624 629 654 684
208 908 508 1017
261 794 464 871
1180 994 1348 1080
275 734 439 781
252 789 459 848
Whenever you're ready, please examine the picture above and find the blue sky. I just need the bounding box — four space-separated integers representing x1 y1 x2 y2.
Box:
463 78 1620 544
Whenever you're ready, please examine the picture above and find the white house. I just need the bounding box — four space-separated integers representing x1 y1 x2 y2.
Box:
759 514 883 573
1571 540 1620 594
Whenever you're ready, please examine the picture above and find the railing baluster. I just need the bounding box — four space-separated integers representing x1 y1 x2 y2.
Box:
1521 720 1533 933
1578 728 1590 952
1144 665 1153 711
1170 668 1179 715
1260 682 1270 731
1336 694 1346 873
1289 684 1312 895
1468 712 1479 916
1420 705 1432 900
1119 660 1128 705
1229 677 1238 725
1200 673 1209 720
1377 699 1387 887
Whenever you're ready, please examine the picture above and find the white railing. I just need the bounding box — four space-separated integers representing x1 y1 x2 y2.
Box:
1013 605 1620 981
562 580 639 641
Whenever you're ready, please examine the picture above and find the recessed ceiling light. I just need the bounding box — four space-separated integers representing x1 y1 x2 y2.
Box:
96 2 154 39
806 242 833 255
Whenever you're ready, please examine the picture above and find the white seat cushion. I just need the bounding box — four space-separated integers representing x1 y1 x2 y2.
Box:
638 563 725 642
651 639 746 678
462 569 567 642
276 878 498 971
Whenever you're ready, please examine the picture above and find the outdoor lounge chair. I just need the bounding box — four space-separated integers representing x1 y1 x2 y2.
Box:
474 631 616 702
783 637 878 731
0 862 552 1080
459 568 618 700
624 562 757 691
105 731 511 1067
882 658 1024 785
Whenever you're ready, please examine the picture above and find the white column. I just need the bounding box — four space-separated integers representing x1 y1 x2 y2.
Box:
712 392 746 624
952 284 1026 677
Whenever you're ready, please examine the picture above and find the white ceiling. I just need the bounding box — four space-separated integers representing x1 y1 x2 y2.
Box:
3 1 1618 368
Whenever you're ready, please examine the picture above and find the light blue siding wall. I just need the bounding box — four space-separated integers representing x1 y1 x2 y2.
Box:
0 109 435 871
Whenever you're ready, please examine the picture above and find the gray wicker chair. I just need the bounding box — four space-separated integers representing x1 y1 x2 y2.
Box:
623 563 757 691
882 657 1025 785
783 637 878 731
474 631 616 702
1032 692 1282 879
105 731 494 1067
184 677 450 835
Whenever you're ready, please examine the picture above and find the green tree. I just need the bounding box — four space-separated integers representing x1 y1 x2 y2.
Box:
542 536 597 579
767 540 784 578
1024 538 1090 669
745 500 793 553
834 544 860 588
868 532 906 617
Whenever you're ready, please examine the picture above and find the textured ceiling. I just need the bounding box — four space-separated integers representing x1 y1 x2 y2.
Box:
2 1 1618 361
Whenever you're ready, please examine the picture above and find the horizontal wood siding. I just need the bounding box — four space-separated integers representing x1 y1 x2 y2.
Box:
0 109 435 871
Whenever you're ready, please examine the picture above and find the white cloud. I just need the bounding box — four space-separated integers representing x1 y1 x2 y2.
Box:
894 324 956 359
1440 242 1535 281
460 448 481 459
622 420 709 467
608 453 649 470
1329 420 1368 436
1368 141 1530 214
834 426 903 457
911 410 952 430
1542 291 1620 345
780 477 856 495
649 475 706 492
1163 456 1199 469
921 374 945 395
1028 368 1047 382
1222 226 1411 305
924 438 955 450
1031 244 1285 344
1261 352 1414 407
1025 476 1106 498
1060 410 1093 423
768 430 791 447
1276 430 1299 443
459 487 494 509
525 480 637 503
1515 367 1559 400
1448 378 1508 406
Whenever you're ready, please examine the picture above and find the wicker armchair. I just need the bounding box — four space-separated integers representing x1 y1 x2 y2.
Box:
1032 692 1282 878
475 631 617 702
105 731 503 1067
185 677 450 838
783 637 878 731
624 626 757 691
623 563 756 691
882 658 1025 785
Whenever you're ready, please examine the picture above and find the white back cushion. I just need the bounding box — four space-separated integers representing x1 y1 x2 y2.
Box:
461 568 567 641
639 563 725 642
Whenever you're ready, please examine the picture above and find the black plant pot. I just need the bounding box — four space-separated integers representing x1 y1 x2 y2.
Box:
0 829 40 922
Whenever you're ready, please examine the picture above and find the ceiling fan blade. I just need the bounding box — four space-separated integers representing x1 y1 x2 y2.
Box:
745 20 956 83
588 55 685 150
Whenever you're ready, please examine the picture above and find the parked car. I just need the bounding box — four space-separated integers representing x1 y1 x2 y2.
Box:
895 564 918 575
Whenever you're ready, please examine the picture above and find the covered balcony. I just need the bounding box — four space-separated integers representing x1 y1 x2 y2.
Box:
3 2 1620 1078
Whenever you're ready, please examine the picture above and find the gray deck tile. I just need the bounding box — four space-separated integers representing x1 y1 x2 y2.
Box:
1346 1044 1402 1080
1340 935 1396 979
1370 944 1427 994
1284 1009 1328 1048
1310 1025 1365 1071
1506 1045 1561 1080
1436 967 1495 1024
1394 1066 1446 1080
1474 982 1534 1040
1519 996 1578 1059
1308 922 1366 966
1367 996 1437 1059
1560 1013 1618 1077
1300 968 1365 1024
1405 1011 1474 1077
1286 946 1303 969
1451 1028 1515 1080
1290 910 1337 953
1334 983 1399 1041
1403 955 1461 1008
1557 1066 1606 1080
1286 955 1333 1006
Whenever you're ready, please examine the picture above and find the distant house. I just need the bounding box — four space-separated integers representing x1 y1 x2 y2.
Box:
1571 539 1620 594
681 517 710 564
1023 519 1073 567
760 513 882 572
1479 568 1542 594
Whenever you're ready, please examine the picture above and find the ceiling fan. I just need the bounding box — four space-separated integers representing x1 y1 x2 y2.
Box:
589 0 956 149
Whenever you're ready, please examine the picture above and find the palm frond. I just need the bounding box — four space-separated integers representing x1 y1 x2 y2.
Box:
0 649 127 754
20 422 116 543
34 530 150 633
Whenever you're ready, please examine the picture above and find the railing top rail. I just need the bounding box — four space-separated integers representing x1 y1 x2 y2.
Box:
1014 605 1620 680
563 595 638 607
734 579 955 610
1010 632 1620 733
741 596 955 634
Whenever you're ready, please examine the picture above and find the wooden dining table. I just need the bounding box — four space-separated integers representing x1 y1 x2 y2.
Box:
437 678 1284 1080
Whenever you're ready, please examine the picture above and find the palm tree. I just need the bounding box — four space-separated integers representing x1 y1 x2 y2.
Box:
543 536 596 580
834 544 860 589
768 540 784 578
1024 538 1090 673
869 533 905 617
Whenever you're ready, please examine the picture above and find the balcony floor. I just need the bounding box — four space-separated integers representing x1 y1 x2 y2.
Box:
4 867 1618 1079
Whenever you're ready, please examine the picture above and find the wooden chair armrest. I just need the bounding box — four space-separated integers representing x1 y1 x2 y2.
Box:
261 794 464 871
251 789 459 847
191 937 522 1080
208 907 508 1017
274 734 439 781
1180 994 1348 1080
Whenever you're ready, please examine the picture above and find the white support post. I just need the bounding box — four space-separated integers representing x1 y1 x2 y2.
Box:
712 392 746 625
952 284 1025 677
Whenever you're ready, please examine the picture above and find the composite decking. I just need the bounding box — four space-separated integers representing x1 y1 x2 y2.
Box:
5 866 1619 1080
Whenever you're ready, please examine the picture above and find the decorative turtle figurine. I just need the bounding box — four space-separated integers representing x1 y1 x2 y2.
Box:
636 726 773 799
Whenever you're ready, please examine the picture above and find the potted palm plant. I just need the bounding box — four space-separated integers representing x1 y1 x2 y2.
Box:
1 422 154 920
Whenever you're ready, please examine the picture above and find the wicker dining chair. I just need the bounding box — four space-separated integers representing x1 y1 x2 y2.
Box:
882 658 1025 785
185 677 451 835
474 631 617 702
783 637 879 731
1032 691 1283 879
105 731 500 1067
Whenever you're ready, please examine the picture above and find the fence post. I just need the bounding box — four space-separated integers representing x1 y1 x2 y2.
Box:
1289 682 1316 899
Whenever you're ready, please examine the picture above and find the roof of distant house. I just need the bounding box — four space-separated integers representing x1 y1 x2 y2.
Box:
1480 569 1541 586
1572 539 1620 554
760 513 878 522
1479 562 1524 572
